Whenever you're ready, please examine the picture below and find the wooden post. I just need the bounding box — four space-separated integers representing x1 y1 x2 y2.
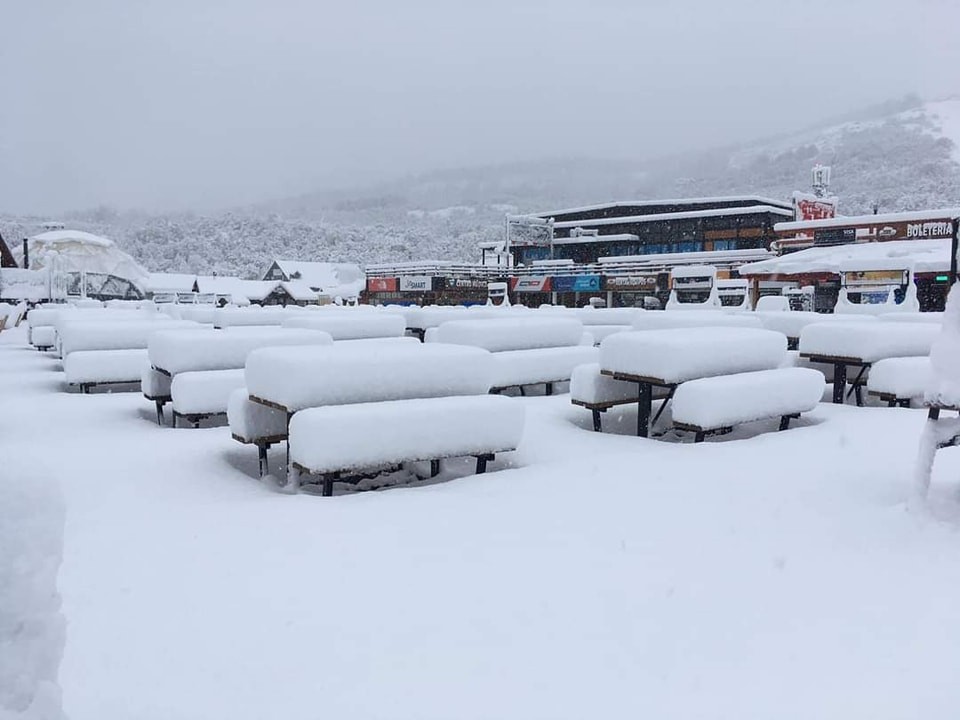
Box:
832 362 847 404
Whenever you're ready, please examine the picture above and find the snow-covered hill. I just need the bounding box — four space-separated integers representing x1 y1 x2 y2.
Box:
2 96 959 276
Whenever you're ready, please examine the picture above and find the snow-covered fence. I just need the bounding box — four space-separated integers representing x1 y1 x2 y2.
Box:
671 367 824 441
287 394 525 496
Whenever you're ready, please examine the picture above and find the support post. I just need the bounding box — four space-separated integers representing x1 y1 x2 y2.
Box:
545 382 553 396
779 415 791 431
475 454 492 474
832 362 847 404
637 382 652 438
592 409 602 432
155 399 164 425
694 430 706 443
430 459 440 477
258 444 268 478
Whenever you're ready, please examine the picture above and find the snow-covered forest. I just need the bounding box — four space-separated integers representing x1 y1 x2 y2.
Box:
3 98 959 278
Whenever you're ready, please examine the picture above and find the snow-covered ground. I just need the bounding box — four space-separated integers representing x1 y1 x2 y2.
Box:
4 323 960 719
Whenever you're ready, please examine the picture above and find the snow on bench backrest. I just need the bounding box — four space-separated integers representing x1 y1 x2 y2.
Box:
799 321 939 363
600 328 787 384
171 369 247 414
435 317 584 352
245 343 493 412
672 368 824 430
282 313 405 340
755 296 791 312
148 327 333 374
632 311 762 331
289 395 524 474
59 319 200 356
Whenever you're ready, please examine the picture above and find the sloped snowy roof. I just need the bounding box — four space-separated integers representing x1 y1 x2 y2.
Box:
146 273 196 292
552 205 793 230
195 275 248 296
774 209 960 233
739 239 951 276
281 281 320 301
271 260 364 298
240 280 279 301
533 195 794 218
14 230 149 288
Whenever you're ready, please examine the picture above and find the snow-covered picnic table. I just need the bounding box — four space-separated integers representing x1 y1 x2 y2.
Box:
799 321 939 405
598 327 788 437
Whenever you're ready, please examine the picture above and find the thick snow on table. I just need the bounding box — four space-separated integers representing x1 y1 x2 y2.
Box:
148 327 332 374
59 319 199 356
436 317 584 352
672 368 824 430
289 395 524 473
631 310 762 331
488 345 599 387
282 313 405 340
600 327 787 383
171 369 247 414
245 343 493 411
878 312 946 324
7 322 960 720
213 306 305 328
800 321 939 362
582 324 630 345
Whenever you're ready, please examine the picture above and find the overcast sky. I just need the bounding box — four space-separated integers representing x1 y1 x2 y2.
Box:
1 0 958 214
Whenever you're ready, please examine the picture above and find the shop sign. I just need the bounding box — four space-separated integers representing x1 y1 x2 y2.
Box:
510 276 551 292
399 275 433 292
814 227 856 246
443 277 489 290
552 275 601 292
906 221 954 239
367 277 398 292
843 270 907 287
604 275 658 292
793 192 838 222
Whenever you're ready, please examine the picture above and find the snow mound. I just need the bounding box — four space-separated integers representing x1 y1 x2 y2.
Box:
0 464 66 720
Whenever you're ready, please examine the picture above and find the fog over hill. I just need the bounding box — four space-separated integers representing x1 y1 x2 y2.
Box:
3 96 959 279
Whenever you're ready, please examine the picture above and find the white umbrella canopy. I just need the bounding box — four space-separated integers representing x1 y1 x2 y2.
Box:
13 230 149 288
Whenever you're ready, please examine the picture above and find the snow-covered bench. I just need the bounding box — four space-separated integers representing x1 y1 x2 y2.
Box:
866 357 932 408
148 327 332 375
282 313 405 340
59 319 198 357
63 349 149 394
599 327 788 437
435 317 591 394
170 369 246 427
488 345 599 395
570 363 669 432
287 395 525 496
228 388 288 476
30 325 57 351
142 365 172 424
671 368 824 441
631 311 762 331
799 321 938 405
236 343 493 477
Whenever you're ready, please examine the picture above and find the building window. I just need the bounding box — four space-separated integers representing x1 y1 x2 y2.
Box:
678 241 701 253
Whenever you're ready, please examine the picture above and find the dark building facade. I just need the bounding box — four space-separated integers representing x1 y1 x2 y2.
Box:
511 196 795 266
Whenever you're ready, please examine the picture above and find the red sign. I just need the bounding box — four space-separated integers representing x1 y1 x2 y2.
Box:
509 276 551 292
367 277 398 292
793 191 837 222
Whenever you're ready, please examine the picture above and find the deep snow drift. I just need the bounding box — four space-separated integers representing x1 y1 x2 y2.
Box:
4 324 960 719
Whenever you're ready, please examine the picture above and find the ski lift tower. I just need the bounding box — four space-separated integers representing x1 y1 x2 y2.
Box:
504 214 555 266
811 164 831 198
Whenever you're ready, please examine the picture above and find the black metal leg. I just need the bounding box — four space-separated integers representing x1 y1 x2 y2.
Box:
322 473 337 497
929 407 941 421
171 411 177 428
155 400 164 425
888 398 897 408
694 431 705 443
650 385 676 428
519 385 526 397
637 382 652 438
779 415 791 431
258 444 268 477
592 409 602 432
832 363 847 404
430 459 440 477
476 454 492 474
854 385 864 407
545 382 553 396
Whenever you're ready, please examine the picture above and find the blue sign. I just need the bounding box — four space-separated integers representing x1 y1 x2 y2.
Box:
553 275 601 292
